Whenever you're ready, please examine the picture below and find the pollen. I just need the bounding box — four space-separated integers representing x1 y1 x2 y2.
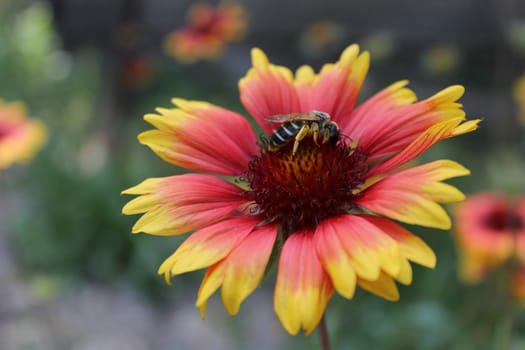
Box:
244 137 369 235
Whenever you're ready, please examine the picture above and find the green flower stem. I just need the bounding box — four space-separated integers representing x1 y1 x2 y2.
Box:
318 314 331 350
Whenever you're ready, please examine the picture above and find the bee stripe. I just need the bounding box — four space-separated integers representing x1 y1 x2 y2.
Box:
269 121 307 148
272 130 287 142
281 124 296 136
275 123 299 139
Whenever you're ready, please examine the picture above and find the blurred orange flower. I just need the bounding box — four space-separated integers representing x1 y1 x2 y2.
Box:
164 2 247 63
454 192 525 298
0 100 47 170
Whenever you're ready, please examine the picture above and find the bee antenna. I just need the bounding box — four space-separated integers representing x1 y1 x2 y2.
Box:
338 134 361 150
338 133 354 143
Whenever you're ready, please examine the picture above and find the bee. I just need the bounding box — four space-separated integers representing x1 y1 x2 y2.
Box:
266 110 340 156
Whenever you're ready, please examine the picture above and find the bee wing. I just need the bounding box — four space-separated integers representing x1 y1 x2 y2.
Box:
265 112 321 123
265 115 296 123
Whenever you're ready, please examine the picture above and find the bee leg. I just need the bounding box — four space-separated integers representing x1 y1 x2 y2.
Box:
320 128 330 144
311 122 320 146
293 125 310 156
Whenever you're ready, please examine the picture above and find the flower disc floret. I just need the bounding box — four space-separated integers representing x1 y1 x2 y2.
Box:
245 136 368 234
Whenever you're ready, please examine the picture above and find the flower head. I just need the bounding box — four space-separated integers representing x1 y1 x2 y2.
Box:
0 100 47 170
454 192 525 283
164 2 247 63
123 44 479 335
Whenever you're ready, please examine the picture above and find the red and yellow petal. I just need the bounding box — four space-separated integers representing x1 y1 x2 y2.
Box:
122 174 247 236
346 85 477 159
395 258 414 286
221 225 277 315
294 44 370 125
331 215 402 280
196 263 225 318
357 272 400 301
196 224 278 317
317 214 435 300
157 216 259 283
314 220 357 299
341 80 416 152
366 215 437 270
138 99 258 176
324 215 434 283
321 217 379 282
274 232 334 335
359 160 470 229
368 115 477 178
239 48 301 134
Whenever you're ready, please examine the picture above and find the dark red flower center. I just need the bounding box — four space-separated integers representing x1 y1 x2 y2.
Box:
243 135 368 235
484 208 524 231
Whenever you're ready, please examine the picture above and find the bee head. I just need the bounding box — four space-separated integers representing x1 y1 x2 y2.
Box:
327 121 340 142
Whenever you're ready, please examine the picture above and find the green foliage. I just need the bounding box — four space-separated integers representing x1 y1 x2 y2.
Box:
2 1 525 349
0 1 181 299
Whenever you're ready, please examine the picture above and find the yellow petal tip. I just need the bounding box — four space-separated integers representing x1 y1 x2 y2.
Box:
340 44 360 63
432 85 465 104
251 47 269 67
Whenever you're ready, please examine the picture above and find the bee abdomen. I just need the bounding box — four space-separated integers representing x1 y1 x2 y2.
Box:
269 121 302 148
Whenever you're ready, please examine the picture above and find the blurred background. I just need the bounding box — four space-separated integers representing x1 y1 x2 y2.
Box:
1 0 525 349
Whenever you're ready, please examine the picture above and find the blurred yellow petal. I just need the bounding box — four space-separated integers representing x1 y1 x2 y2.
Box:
196 263 225 318
358 272 400 301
